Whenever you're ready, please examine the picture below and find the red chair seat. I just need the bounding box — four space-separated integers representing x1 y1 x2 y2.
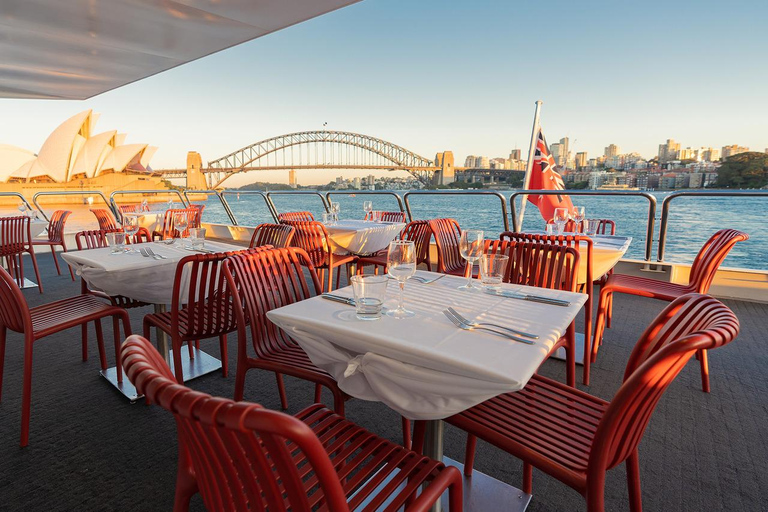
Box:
449 374 607 489
601 273 690 302
30 295 125 337
143 306 236 341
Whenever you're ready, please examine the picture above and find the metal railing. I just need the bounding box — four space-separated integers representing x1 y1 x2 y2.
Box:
657 190 768 262
110 189 188 221
404 190 510 230
509 189 657 262
32 190 113 222
325 190 405 215
219 190 278 224
183 189 240 226
265 191 329 216
0 192 34 212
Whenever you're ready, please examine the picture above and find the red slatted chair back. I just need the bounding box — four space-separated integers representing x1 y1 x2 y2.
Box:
544 219 616 235
0 267 32 334
158 208 196 239
75 228 148 249
401 220 433 268
45 210 71 244
590 294 739 475
118 204 137 215
121 335 351 512
281 220 331 267
170 253 239 339
188 204 205 228
89 209 118 230
686 229 748 293
278 211 315 222
224 248 321 359
249 223 296 249
484 239 579 292
365 211 407 222
0 216 30 256
428 218 464 274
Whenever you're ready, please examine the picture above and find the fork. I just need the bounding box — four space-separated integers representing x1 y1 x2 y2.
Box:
144 247 167 260
443 310 534 345
388 274 445 284
447 307 538 339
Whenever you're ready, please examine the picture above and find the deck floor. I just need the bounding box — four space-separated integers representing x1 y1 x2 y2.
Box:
0 253 766 511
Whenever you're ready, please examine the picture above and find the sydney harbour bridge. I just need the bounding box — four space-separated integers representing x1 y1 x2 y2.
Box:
157 130 515 188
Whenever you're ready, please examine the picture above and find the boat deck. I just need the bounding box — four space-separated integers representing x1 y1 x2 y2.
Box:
1 254 766 511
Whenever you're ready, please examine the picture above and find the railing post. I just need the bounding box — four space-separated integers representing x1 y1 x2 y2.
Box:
402 190 508 231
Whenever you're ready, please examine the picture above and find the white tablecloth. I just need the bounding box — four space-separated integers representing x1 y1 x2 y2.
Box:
324 220 405 256
267 271 587 420
136 212 165 233
61 240 244 304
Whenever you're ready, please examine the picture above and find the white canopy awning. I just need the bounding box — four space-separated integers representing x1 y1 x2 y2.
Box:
0 0 360 100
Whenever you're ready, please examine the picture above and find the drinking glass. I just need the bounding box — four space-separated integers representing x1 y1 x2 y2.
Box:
386 240 416 318
458 229 484 291
545 223 555 235
322 212 331 224
572 206 586 233
479 253 509 291
585 219 601 236
106 232 126 254
330 202 340 224
189 228 206 250
553 208 569 235
363 201 373 220
174 212 189 240
122 214 139 252
350 275 388 320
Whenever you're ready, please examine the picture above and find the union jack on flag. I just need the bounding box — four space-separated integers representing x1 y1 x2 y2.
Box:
526 129 575 222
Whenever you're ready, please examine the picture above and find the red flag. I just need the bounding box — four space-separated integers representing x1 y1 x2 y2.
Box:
526 129 575 222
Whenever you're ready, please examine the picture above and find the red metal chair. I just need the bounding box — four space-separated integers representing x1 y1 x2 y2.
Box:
446 293 738 512
428 218 466 276
0 216 43 293
188 204 205 228
0 266 131 446
152 208 196 240
143 252 241 383
31 209 75 281
501 231 596 385
594 229 748 392
356 220 433 275
364 211 407 222
282 220 357 292
121 335 462 512
89 208 118 230
278 211 315 222
248 222 295 248
546 218 616 235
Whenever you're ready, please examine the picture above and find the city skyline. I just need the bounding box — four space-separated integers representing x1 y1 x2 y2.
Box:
1 0 766 187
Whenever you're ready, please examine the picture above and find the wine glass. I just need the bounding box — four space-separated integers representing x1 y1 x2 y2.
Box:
572 206 586 233
553 208 569 235
386 240 416 318
122 214 139 253
458 230 484 291
330 202 340 224
363 200 373 220
174 212 189 241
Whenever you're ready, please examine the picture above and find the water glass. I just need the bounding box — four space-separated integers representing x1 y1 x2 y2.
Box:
363 201 373 219
330 202 340 223
585 219 601 236
479 254 509 290
174 212 189 239
572 206 586 232
350 275 388 321
545 223 555 235
189 227 206 250
386 240 416 318
553 208 569 235
322 212 332 224
106 232 126 254
122 214 139 251
458 229 484 291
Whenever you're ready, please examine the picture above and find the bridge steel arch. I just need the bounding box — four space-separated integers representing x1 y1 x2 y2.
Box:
205 131 437 187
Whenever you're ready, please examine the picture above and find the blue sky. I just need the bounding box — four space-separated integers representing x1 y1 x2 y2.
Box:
1 0 766 186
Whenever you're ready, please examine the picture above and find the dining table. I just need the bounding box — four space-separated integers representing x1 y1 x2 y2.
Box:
267 270 587 511
62 239 245 401
323 219 406 256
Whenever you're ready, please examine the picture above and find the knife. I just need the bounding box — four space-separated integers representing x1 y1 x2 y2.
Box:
484 289 571 306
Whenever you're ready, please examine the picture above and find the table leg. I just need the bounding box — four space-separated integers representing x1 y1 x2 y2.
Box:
153 304 172 365
423 420 444 512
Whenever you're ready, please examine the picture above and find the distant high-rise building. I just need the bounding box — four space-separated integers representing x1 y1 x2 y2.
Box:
509 149 522 161
477 156 489 168
604 144 620 158
721 144 749 160
699 147 720 162
288 169 297 188
658 139 681 163
353 177 361 190
575 152 588 169
550 143 564 167
464 155 477 168
559 137 570 167
679 147 698 161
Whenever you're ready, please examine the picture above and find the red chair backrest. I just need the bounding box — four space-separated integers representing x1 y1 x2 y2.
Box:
365 211 407 223
121 335 351 512
75 228 149 249
687 229 748 293
90 209 118 230
278 211 315 222
118 204 137 215
483 239 579 292
188 204 205 228
224 248 321 359
281 220 331 267
158 208 196 239
500 232 593 284
0 266 33 334
249 223 296 249
544 219 616 235
427 218 464 274
590 294 739 473
45 210 71 243
400 220 432 268
0 216 31 256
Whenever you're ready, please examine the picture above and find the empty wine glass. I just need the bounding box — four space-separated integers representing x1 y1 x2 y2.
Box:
330 202 340 224
363 200 373 220
458 229 484 291
122 214 139 253
386 240 416 318
553 208 569 235
174 212 189 241
572 206 586 233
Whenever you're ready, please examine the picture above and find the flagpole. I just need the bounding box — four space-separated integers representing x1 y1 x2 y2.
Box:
516 100 542 231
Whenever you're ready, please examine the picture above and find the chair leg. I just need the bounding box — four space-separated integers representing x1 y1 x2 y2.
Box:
94 320 107 371
464 434 477 477
113 316 123 383
81 324 89 362
28 250 43 294
332 389 345 417
401 417 412 450
171 335 185 383
523 463 533 494
412 420 426 455
50 245 61 275
606 292 613 328
698 349 710 393
219 334 228 377
582 293 592 386
276 373 288 409
327 266 334 293
20 337 34 447
626 449 643 512
233 362 247 402
187 339 194 359
314 383 322 403
566 326 576 388
592 288 612 363
0 327 6 400
173 452 198 512
62 243 75 281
